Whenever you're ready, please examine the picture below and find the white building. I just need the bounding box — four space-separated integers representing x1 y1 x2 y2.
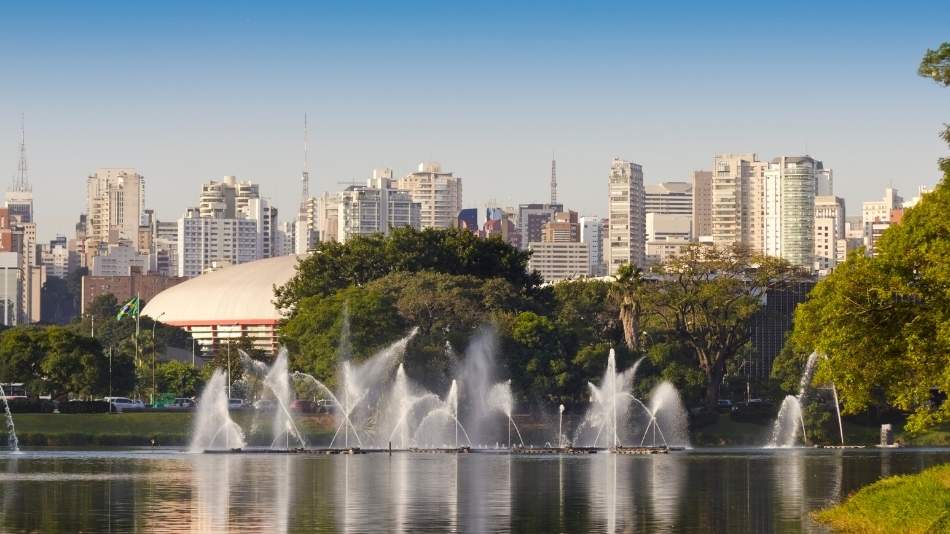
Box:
646 240 691 266
814 196 846 274
396 162 462 229
336 169 421 242
646 213 691 242
764 156 824 269
862 187 902 254
579 216 605 276
712 154 767 253
0 252 20 326
527 241 590 282
86 168 145 247
608 158 646 274
645 181 692 215
90 243 153 276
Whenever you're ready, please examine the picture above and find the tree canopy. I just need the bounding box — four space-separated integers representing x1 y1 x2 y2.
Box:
274 227 540 313
791 43 950 432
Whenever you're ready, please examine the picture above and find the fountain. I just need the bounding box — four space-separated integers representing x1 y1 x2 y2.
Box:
486 380 525 448
558 404 565 448
0 383 19 453
574 350 646 448
767 352 818 448
262 350 306 449
640 381 690 448
190 370 246 452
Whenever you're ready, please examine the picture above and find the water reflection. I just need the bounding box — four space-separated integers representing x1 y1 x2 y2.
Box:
0 449 948 533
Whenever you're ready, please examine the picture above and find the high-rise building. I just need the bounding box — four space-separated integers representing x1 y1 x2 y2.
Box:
517 203 563 248
763 156 823 269
0 252 19 326
645 213 692 266
712 154 767 252
39 236 76 279
690 170 713 239
315 192 339 245
176 177 277 277
482 207 520 248
607 158 646 273
527 241 589 282
862 187 903 255
336 169 421 242
816 168 834 196
579 216 605 277
86 168 145 247
645 181 692 215
396 162 462 229
814 195 846 274
541 210 579 243
457 208 478 232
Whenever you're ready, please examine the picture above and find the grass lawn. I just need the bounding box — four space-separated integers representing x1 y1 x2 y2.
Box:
813 463 950 534
2 411 337 446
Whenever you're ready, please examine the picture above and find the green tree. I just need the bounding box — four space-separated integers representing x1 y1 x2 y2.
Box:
40 327 107 399
791 44 950 432
501 311 562 402
644 244 798 409
609 264 646 352
0 327 48 391
274 227 540 312
156 360 203 397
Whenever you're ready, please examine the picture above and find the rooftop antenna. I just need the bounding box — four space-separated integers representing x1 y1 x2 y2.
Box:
550 151 557 205
300 113 310 203
13 113 30 192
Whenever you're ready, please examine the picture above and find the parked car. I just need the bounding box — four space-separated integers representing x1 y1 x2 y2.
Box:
103 397 145 412
716 399 733 413
228 399 247 411
253 399 275 411
168 398 196 410
291 400 318 413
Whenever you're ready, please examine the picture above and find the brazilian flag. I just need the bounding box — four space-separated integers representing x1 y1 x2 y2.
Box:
116 297 141 321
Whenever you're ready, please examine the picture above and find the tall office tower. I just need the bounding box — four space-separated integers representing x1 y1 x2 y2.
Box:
482 207 520 248
457 208 478 232
315 192 340 244
153 220 179 276
711 154 767 252
86 168 145 247
540 210 579 242
862 187 903 256
816 168 834 196
607 158 646 274
645 181 692 215
579 216 605 277
814 195 846 274
396 162 462 229
199 176 261 218
176 177 277 277
517 203 563 248
691 170 713 239
763 156 823 268
6 117 41 323
336 169 421 242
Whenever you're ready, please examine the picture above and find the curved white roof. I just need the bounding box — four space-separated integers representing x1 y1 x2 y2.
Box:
142 255 304 323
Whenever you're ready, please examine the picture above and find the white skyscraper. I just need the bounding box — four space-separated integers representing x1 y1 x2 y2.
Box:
396 162 462 229
607 158 646 274
814 195 846 274
86 168 145 247
712 154 767 253
763 156 824 269
176 177 277 277
336 169 420 242
579 216 605 276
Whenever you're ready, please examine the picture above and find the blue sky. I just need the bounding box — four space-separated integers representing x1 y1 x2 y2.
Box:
1 1 948 240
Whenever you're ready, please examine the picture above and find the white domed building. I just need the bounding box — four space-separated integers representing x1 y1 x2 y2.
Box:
142 255 304 355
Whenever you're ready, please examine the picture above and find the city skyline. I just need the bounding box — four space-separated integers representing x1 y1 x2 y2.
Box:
1 2 949 241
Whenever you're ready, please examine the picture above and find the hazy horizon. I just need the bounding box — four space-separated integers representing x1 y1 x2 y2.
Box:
1 1 947 241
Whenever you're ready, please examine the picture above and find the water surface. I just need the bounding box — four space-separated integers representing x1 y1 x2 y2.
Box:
1 448 947 533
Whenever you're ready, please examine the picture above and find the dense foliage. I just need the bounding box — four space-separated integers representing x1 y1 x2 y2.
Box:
790 43 950 432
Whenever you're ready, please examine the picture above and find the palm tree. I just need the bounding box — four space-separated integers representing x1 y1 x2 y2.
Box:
608 263 645 352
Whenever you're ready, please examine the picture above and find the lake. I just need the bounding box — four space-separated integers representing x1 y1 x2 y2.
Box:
1 448 948 533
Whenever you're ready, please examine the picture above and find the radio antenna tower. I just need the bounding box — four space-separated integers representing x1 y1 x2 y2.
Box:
13 114 30 192
550 151 557 205
301 113 310 202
